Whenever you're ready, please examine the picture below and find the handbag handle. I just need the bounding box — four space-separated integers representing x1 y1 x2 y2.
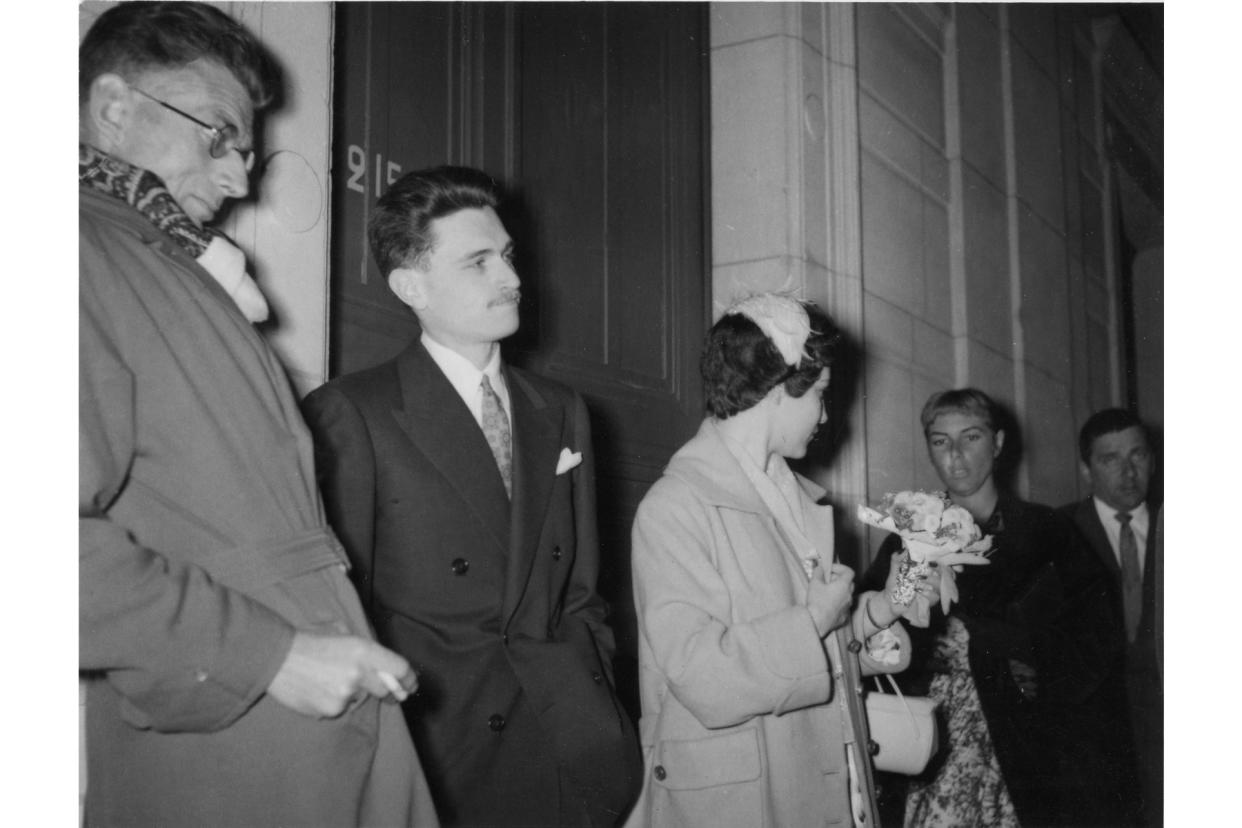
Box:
871 674 919 732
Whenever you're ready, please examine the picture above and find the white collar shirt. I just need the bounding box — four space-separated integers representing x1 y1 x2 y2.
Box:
1092 496 1149 579
420 332 512 427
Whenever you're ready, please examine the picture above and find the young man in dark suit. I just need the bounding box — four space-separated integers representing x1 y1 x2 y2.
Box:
303 167 641 827
1060 408 1162 826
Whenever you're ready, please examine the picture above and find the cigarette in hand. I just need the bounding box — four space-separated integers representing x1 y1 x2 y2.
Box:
377 670 408 701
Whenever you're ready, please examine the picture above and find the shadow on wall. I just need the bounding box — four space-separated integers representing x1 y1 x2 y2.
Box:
991 400 1024 498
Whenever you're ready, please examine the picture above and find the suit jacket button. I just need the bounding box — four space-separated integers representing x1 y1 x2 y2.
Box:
488 714 506 732
653 765 667 781
847 639 862 654
451 558 469 575
869 739 880 756
552 546 563 561
502 633 509 646
592 671 603 684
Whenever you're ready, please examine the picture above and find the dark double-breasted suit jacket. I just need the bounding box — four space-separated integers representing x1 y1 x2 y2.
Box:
303 340 641 827
1061 497 1163 824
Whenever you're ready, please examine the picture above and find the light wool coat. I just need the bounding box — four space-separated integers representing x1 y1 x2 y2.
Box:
628 421 909 828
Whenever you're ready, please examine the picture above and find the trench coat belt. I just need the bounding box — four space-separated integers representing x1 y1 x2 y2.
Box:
196 527 348 593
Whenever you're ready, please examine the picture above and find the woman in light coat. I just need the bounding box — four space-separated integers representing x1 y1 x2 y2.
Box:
628 295 935 828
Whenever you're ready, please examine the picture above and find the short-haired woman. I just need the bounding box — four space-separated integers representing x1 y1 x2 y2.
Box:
861 388 1136 827
627 294 933 827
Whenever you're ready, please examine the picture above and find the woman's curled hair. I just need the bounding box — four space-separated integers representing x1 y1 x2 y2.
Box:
702 301 841 419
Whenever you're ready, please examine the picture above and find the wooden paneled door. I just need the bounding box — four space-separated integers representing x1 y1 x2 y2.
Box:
330 2 709 715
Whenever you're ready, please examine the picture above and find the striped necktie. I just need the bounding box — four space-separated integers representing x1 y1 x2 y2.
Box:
1116 511 1141 642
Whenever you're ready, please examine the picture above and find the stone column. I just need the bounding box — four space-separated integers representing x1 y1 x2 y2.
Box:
709 3 867 516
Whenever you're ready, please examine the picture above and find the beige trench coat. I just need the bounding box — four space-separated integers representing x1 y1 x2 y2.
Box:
627 420 909 828
79 188 437 827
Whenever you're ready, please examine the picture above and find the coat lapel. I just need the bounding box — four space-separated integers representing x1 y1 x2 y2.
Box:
799 478 836 563
1141 503 1160 633
501 369 563 622
391 342 510 552
1078 499 1122 580
770 479 836 588
675 421 828 591
773 473 837 587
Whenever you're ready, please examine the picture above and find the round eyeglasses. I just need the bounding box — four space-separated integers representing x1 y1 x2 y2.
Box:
131 86 255 171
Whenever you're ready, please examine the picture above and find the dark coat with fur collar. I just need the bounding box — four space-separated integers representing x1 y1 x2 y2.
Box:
862 494 1138 826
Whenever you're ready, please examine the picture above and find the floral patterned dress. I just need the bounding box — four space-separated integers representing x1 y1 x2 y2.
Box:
903 616 1018 828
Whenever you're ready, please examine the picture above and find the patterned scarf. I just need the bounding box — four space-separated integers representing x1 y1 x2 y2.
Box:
79 143 269 322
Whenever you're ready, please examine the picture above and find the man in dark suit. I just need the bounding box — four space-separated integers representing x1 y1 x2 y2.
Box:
1060 408 1162 826
303 166 641 827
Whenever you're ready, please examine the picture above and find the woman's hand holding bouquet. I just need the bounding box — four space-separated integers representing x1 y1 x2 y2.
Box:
857 491 993 627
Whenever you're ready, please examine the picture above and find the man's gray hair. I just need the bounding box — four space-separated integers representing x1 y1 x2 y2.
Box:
80 1 280 109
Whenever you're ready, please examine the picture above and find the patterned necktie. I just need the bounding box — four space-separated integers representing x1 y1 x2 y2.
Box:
1117 511 1141 642
480 375 512 497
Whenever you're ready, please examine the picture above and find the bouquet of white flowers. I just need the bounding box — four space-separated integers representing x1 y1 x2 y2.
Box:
857 491 993 626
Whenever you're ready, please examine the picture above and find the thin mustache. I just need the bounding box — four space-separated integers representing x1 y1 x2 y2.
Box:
491 290 521 307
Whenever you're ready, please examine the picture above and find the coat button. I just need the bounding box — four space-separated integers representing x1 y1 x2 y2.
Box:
847 639 862 654
488 714 506 732
451 558 469 575
592 671 603 684
552 546 563 561
869 739 880 756
502 633 509 646
653 765 667 781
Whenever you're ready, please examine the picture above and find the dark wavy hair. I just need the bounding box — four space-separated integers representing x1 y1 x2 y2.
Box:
919 388 1002 437
80 2 279 109
1078 407 1149 463
368 166 500 279
702 301 841 419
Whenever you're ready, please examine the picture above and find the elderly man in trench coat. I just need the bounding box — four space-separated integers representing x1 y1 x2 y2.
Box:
78 4 436 824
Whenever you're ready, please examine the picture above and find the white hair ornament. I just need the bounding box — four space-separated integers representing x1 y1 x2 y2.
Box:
727 293 811 367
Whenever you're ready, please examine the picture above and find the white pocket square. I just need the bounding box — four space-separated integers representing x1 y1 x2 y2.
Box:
556 448 583 475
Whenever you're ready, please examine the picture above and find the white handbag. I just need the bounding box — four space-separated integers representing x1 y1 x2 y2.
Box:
864 674 940 775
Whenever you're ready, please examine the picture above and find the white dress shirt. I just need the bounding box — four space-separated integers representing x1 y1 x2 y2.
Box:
420 333 512 427
1092 497 1149 579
